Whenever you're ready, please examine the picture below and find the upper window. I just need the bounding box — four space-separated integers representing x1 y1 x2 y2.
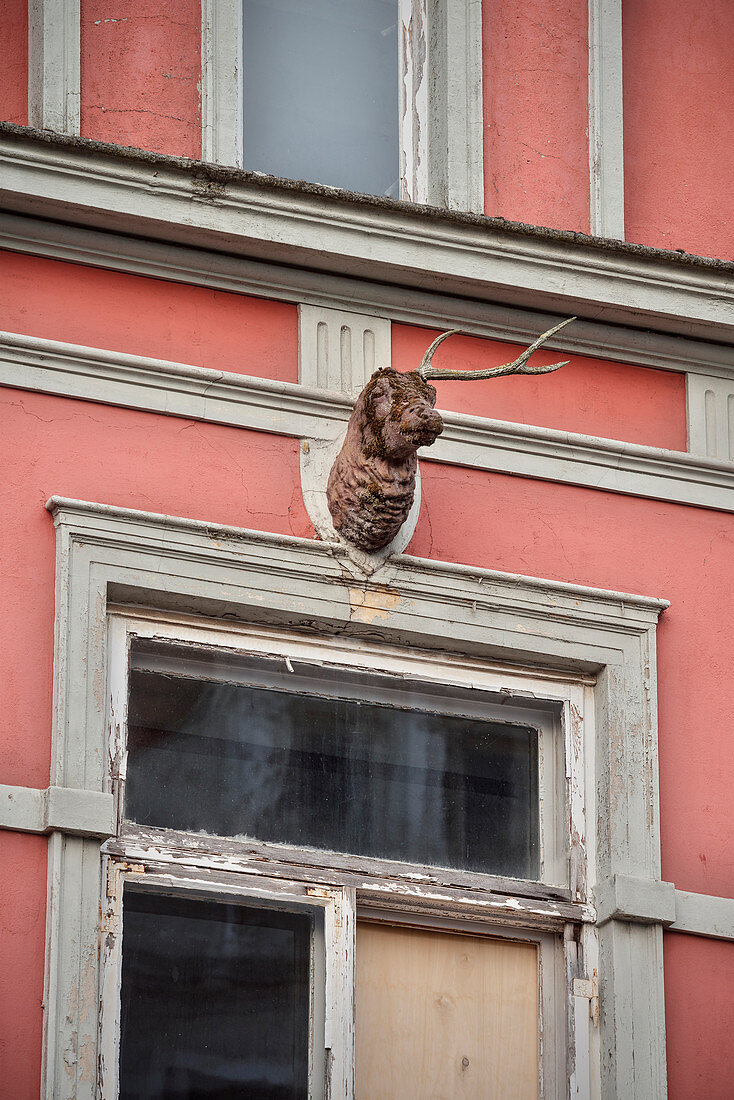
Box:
202 0 486 210
125 638 562 882
241 0 400 197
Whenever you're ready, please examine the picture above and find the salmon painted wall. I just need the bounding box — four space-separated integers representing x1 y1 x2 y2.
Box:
623 0 734 261
0 0 28 125
0 251 298 382
0 833 46 1100
80 0 201 158
392 323 687 450
481 0 589 234
664 933 734 1100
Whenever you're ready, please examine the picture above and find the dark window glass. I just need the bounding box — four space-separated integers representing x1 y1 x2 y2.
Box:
119 890 311 1099
126 666 539 879
242 0 400 197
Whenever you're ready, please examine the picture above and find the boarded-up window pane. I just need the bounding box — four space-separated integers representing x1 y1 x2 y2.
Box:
356 922 539 1100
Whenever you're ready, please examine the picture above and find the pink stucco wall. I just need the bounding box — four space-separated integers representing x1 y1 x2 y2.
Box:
664 932 734 1100
392 323 687 450
0 0 28 125
0 833 46 1100
482 0 589 233
80 0 201 157
0 251 299 382
623 0 734 260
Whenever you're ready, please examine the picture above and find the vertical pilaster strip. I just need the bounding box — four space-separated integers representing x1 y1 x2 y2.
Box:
588 0 624 239
201 0 242 166
595 631 668 1099
43 834 104 1100
426 0 484 212
28 0 80 135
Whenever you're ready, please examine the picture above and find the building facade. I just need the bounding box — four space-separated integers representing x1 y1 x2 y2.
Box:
1 1 733 1097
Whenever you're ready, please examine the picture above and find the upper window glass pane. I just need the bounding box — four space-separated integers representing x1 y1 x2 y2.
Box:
241 0 400 197
125 646 540 880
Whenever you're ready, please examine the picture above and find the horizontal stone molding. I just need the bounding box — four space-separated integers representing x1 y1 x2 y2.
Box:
4 212 734 382
4 329 734 514
1 124 733 344
5 780 729 941
595 875 734 943
0 783 114 837
670 890 734 942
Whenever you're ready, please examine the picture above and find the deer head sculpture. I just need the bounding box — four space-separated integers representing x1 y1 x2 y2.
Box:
326 316 575 554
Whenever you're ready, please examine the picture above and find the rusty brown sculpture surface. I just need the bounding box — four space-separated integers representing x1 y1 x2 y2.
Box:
327 317 575 554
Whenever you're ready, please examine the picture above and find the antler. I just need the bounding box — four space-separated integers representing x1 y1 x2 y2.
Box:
417 316 577 381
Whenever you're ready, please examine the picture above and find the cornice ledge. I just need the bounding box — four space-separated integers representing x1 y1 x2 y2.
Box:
2 124 733 342
45 495 669 629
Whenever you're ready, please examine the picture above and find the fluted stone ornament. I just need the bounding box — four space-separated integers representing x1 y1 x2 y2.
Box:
326 317 576 554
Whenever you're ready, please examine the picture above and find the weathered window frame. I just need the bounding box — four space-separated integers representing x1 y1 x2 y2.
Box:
100 611 584 1097
113 614 576 893
98 858 352 1099
42 496 670 1099
201 0 485 211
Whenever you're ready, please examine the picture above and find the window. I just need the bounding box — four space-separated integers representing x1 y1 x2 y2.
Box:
202 0 485 210
241 0 400 197
44 497 669 1098
100 611 588 1098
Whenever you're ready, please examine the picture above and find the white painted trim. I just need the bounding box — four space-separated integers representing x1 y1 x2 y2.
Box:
28 0 80 135
0 783 114 836
298 305 391 396
686 373 734 460
4 330 734 514
41 496 667 1097
588 0 624 239
400 0 429 204
4 211 734 381
2 129 732 343
426 0 485 212
201 0 242 167
201 0 482 212
595 875 676 927
670 890 734 941
99 861 353 1099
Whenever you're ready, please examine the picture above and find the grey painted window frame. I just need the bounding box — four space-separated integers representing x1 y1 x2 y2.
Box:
98 858 346 1099
41 495 670 1098
202 0 484 212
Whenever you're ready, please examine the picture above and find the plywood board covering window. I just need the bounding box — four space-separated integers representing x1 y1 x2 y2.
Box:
356 921 539 1098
